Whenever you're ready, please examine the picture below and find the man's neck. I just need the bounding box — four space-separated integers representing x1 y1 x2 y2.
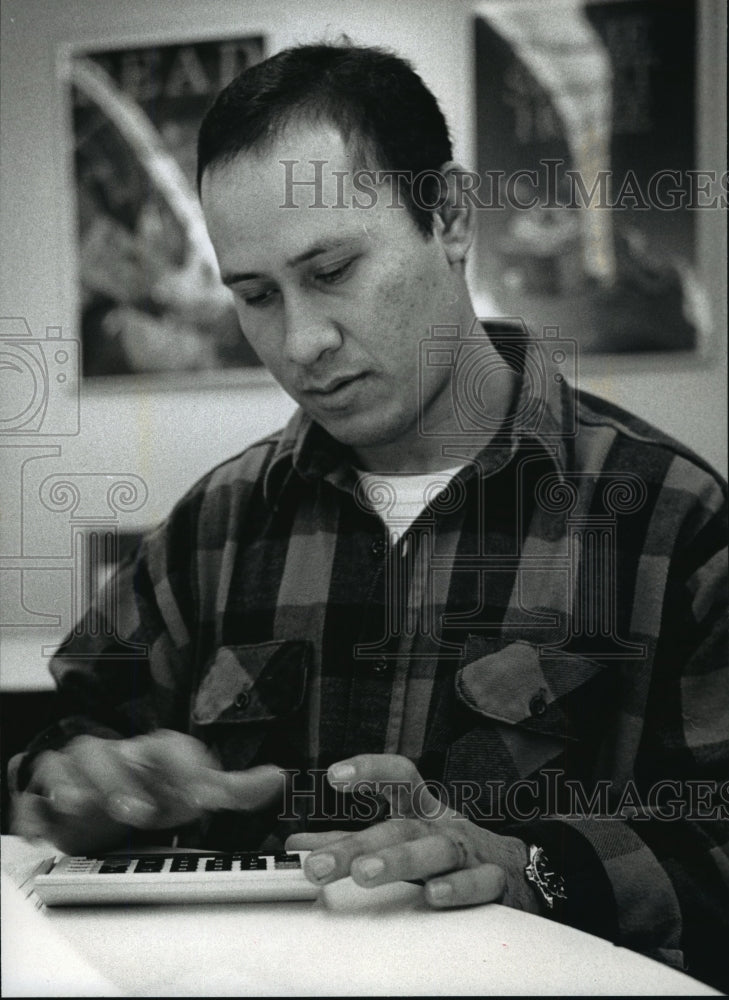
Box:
354 435 483 474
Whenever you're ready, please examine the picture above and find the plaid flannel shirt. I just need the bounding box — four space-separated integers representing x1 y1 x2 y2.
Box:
14 328 729 990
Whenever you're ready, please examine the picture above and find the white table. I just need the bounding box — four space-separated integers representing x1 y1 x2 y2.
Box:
1 836 721 997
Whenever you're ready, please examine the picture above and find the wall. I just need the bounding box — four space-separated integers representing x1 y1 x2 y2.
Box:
1 0 726 690
1 0 477 520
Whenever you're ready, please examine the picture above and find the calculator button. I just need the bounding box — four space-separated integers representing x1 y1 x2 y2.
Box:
134 858 166 873
205 858 233 871
170 856 200 872
274 853 302 869
239 856 267 870
65 859 96 871
99 862 131 874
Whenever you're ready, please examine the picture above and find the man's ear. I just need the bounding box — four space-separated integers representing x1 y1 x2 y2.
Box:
432 161 476 266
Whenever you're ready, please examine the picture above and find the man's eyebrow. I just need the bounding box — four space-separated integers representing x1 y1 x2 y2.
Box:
220 239 359 286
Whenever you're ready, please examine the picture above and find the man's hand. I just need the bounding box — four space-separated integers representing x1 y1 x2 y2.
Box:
11 729 284 856
286 754 540 913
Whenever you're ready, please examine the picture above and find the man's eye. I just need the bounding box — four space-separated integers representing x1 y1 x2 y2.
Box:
241 288 277 307
316 260 354 285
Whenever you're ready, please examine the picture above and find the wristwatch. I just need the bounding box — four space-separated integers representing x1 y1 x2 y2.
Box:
524 844 567 910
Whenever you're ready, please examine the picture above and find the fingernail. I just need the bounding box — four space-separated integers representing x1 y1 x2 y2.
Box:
306 853 336 881
328 763 356 782
427 881 453 904
107 794 156 823
356 856 385 881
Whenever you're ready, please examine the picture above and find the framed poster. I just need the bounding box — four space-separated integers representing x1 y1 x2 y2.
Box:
473 0 714 355
68 34 267 380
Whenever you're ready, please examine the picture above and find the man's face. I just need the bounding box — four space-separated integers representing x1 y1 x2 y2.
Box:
200 123 471 467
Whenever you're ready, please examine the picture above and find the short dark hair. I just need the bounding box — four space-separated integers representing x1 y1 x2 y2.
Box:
197 42 453 235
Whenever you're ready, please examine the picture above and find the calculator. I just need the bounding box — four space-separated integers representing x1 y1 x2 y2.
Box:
33 850 319 906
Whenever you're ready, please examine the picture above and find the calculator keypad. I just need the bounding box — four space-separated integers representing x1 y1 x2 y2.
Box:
93 851 304 875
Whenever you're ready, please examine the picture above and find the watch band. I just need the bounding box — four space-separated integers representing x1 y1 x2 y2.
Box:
524 844 567 910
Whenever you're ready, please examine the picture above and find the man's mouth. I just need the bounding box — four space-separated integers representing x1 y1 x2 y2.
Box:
303 373 368 406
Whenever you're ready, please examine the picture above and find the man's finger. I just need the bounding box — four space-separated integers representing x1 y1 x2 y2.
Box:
302 818 426 884
114 731 236 819
11 791 56 842
31 749 114 818
118 730 220 795
63 737 158 824
200 764 285 812
15 766 132 855
349 832 470 888
327 754 454 820
424 863 506 908
117 733 281 814
285 830 351 851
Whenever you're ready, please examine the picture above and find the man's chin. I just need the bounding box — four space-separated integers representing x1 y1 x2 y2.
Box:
312 408 403 447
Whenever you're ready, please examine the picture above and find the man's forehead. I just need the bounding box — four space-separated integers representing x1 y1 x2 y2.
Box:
200 122 408 266
202 120 364 196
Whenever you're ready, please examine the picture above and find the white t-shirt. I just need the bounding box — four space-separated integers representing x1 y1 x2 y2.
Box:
356 467 464 543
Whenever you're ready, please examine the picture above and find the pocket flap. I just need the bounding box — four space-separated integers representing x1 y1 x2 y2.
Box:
192 640 310 725
455 639 607 740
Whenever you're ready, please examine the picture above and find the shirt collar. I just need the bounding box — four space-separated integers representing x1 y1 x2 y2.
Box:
488 320 573 479
263 321 572 505
263 408 347 504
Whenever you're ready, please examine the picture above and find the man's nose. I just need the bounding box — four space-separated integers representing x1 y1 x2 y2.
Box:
283 295 342 366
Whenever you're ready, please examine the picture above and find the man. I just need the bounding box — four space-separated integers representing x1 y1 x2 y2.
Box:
10 43 728 991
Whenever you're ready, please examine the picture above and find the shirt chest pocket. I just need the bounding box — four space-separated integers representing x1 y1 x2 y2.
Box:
191 640 311 769
444 639 613 793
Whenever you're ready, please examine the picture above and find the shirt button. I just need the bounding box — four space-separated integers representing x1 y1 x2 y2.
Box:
235 690 250 709
373 656 391 674
370 538 387 557
529 691 548 717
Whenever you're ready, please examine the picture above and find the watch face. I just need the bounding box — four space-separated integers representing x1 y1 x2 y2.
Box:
526 846 566 906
